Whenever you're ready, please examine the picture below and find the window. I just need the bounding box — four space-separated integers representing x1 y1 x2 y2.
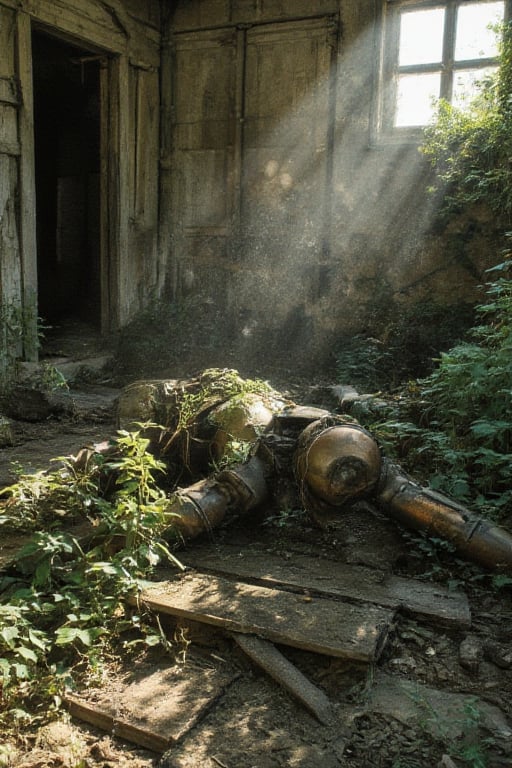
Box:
378 0 506 133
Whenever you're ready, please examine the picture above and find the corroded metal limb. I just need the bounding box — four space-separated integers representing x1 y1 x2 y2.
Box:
218 455 270 511
377 460 512 573
167 478 231 540
166 456 269 541
295 420 382 508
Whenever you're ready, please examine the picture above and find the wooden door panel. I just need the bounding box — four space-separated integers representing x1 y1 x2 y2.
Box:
0 6 22 316
171 28 238 259
243 19 334 224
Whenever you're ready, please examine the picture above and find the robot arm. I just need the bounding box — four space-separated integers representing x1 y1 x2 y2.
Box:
294 418 512 574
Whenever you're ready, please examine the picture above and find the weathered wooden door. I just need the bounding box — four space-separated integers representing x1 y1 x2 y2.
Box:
0 9 38 369
170 17 336 310
241 18 336 285
170 28 240 299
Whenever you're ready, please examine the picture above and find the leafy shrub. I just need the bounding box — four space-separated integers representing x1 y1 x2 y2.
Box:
369 255 512 520
421 21 512 223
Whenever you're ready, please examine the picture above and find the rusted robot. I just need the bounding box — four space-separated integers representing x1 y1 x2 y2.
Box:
161 402 512 574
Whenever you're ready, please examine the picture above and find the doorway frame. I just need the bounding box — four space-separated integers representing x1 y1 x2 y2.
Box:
17 15 128 359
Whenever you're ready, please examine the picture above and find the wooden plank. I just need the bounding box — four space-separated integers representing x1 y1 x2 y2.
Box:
233 633 334 725
0 139 19 155
0 77 18 105
65 657 238 753
16 11 38 361
0 5 15 78
179 547 471 629
132 572 395 663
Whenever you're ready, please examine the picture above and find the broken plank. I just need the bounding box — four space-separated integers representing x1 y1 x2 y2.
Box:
65 696 169 752
233 633 334 725
65 656 238 752
131 572 395 663
179 546 471 629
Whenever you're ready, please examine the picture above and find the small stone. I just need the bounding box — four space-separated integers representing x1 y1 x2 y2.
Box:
438 755 458 768
459 635 483 674
484 640 512 669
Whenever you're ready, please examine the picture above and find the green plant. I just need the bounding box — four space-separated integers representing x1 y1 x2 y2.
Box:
334 301 475 391
263 506 307 529
421 21 512 223
0 425 185 731
366 252 512 521
0 296 46 393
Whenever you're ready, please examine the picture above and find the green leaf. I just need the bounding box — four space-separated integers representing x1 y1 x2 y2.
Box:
54 627 80 645
0 626 20 647
12 663 29 679
16 645 38 663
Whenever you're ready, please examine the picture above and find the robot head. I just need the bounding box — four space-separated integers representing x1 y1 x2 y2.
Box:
295 418 382 516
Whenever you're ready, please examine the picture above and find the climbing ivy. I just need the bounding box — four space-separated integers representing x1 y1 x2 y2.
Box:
421 21 512 223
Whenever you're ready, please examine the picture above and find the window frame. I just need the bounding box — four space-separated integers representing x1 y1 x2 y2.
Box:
373 0 510 143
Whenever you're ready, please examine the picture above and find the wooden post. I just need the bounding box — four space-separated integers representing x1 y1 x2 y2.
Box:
16 10 38 361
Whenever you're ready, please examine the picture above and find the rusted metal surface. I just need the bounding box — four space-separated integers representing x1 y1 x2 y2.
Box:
167 456 269 541
377 461 512 573
295 419 381 510
160 409 512 574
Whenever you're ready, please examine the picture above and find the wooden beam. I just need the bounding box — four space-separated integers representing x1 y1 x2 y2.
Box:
16 10 38 361
132 572 395 663
180 547 471 629
232 633 335 724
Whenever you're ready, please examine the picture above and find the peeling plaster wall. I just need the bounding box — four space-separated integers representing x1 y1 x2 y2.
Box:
161 0 501 363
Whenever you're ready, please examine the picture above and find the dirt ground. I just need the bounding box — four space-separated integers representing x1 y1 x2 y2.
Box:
2 369 512 768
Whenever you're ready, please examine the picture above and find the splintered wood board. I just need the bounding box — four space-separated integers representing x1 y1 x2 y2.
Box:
232 633 335 725
65 658 238 752
132 572 395 663
179 546 471 629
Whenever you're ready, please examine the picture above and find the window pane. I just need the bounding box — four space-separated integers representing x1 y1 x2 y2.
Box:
455 2 504 61
452 66 498 107
399 8 445 66
395 73 441 126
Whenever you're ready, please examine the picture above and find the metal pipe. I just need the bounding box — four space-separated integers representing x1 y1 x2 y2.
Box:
377 461 512 573
165 456 269 541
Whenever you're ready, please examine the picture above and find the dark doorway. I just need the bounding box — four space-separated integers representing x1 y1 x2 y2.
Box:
32 30 102 330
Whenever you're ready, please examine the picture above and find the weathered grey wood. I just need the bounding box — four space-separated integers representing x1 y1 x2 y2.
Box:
0 77 18 105
180 547 471 628
64 657 237 753
0 139 19 156
133 572 395 662
170 0 338 31
99 61 111 333
22 0 126 55
233 633 334 724
16 11 38 360
0 4 15 78
170 28 238 290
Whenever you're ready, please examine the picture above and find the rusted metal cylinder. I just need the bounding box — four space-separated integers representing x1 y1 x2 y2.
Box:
166 456 269 541
168 478 231 540
295 420 382 509
377 461 512 572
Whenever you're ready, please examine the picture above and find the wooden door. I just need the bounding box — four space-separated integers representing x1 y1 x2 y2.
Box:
170 28 240 297
170 17 337 312
240 18 336 309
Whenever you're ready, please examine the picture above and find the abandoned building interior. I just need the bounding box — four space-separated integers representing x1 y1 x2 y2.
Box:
0 0 508 371
2 2 512 766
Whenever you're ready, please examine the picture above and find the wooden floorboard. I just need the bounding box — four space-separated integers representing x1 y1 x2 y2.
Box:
179 546 471 628
132 572 395 663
